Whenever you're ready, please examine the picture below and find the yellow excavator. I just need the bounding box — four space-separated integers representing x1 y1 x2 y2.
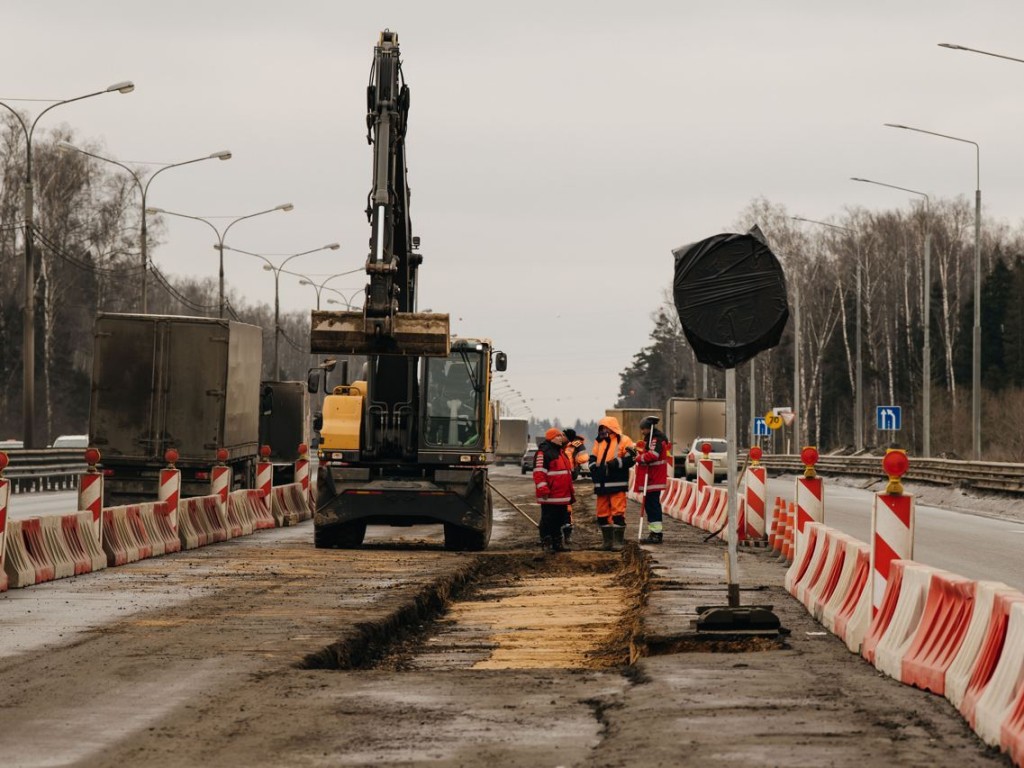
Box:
308 30 507 550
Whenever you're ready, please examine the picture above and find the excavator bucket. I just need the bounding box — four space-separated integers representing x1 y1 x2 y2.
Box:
310 309 451 357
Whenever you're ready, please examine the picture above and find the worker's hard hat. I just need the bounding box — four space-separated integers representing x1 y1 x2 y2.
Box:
639 416 660 429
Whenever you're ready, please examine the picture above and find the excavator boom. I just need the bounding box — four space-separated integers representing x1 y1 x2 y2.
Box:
315 29 449 358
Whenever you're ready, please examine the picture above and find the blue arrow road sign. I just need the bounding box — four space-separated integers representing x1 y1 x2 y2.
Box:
876 406 902 431
752 416 770 437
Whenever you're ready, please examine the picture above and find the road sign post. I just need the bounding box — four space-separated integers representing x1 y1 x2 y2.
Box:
876 406 902 431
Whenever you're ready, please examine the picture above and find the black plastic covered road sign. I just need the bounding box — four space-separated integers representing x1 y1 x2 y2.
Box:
671 225 789 369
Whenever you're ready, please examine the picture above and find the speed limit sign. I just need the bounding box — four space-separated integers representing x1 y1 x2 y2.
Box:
763 412 784 431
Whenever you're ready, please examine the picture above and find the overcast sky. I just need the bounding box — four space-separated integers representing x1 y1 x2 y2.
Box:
6 1 1024 423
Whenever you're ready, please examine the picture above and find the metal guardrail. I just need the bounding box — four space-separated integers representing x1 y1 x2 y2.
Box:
0 448 87 493
759 454 1024 495
3 447 1024 496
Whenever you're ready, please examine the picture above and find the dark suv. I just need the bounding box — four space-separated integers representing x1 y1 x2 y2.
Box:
520 447 536 474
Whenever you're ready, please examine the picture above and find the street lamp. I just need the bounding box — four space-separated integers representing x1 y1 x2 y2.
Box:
851 176 932 457
325 288 366 310
885 122 981 460
0 80 134 448
57 142 231 312
792 215 862 452
295 269 364 310
220 243 339 378
938 42 1024 65
145 203 294 318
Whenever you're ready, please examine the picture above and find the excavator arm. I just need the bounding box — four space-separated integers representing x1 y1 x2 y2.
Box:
311 29 449 357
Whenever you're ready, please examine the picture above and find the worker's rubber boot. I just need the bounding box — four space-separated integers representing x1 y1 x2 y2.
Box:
561 524 573 547
644 531 664 544
600 525 614 551
611 525 626 552
541 536 553 553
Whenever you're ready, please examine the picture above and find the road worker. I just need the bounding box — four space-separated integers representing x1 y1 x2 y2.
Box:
587 416 636 551
635 415 671 544
561 428 590 546
532 427 574 553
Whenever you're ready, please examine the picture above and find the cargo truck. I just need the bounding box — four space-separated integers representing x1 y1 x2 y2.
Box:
88 313 263 502
259 380 310 484
495 418 529 465
664 397 726 478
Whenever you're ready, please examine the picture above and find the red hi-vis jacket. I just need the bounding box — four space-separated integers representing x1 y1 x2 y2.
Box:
633 428 671 492
533 441 575 505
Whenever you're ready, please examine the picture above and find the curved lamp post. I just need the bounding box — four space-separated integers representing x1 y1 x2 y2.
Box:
885 122 981 460
792 215 862 452
221 243 339 378
294 269 364 310
851 176 932 457
325 287 366 310
145 203 294 318
57 142 231 312
0 80 134 448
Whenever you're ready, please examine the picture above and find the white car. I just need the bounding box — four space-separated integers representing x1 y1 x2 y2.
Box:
51 434 89 448
684 438 728 481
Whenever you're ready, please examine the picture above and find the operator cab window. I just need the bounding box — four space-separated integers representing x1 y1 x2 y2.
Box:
423 351 483 447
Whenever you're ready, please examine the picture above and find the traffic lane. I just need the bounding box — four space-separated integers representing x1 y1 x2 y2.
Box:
0 524 480 767
4 489 79 520
768 475 1024 592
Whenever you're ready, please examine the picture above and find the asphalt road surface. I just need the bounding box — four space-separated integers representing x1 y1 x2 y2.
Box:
0 466 1012 767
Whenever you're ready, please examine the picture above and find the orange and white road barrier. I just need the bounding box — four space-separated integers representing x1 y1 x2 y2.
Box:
743 451 767 540
781 503 796 563
697 443 713 494
899 571 977 695
159 449 181 535
78 448 104 545
959 590 1024 732
971 599 1024 748
871 562 938 680
833 544 871 653
869 450 915 618
257 444 273 516
0 451 9 592
794 446 823 567
295 442 313 516
946 582 1019 710
211 448 241 538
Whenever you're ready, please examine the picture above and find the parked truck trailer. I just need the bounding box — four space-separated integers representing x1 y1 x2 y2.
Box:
495 417 529 465
604 408 662 443
88 313 263 501
259 380 310 484
664 397 726 478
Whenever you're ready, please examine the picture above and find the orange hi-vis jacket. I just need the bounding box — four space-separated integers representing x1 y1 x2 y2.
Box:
588 416 635 496
533 440 575 505
634 428 672 492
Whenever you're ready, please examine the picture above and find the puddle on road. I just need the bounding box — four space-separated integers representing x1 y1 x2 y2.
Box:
304 551 647 672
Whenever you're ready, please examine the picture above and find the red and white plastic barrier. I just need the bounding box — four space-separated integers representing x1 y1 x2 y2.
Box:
900 571 977 695
159 450 181 535
78 448 104 545
793 447 823 567
869 451 915 618
946 581 1019 709
0 458 9 593
742 461 767 540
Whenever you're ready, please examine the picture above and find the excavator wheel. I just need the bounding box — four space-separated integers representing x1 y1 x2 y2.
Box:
314 521 367 549
442 491 493 551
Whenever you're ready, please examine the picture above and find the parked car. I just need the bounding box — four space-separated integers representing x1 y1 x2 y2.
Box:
0 438 24 450
684 438 728 481
51 434 89 449
520 446 536 475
